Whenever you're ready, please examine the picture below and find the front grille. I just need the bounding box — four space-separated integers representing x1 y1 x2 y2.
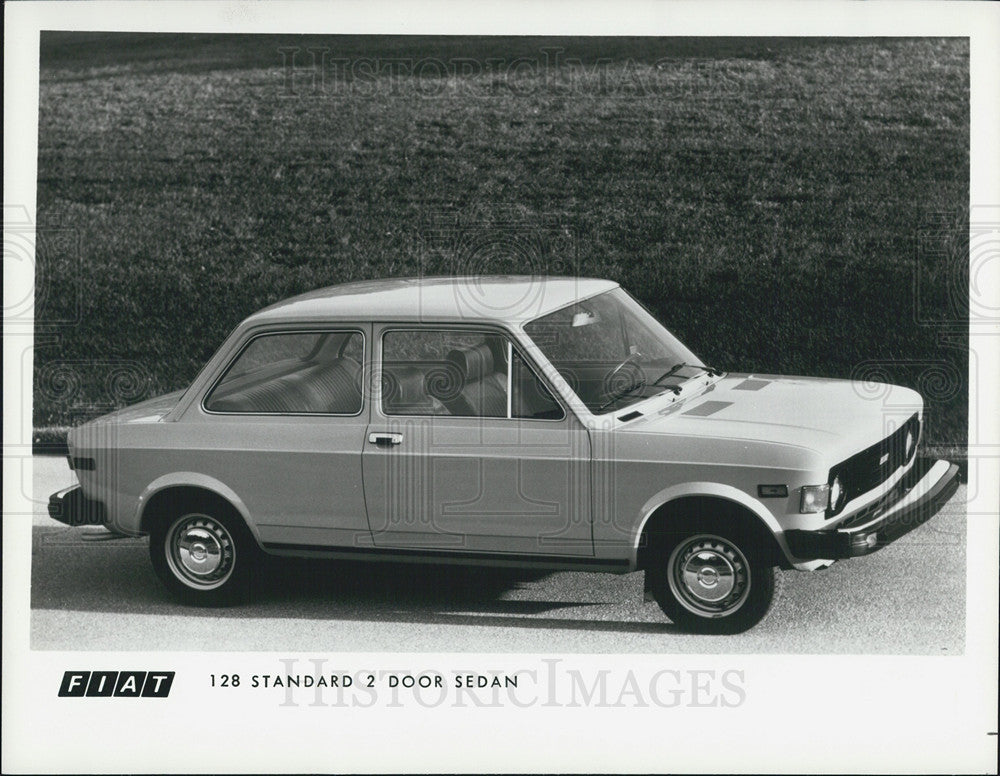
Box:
836 480 902 529
828 414 919 517
834 455 931 529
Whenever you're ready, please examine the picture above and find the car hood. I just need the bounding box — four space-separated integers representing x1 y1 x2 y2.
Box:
619 373 922 464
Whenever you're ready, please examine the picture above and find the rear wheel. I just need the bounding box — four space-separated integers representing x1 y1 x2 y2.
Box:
149 501 258 606
649 519 780 634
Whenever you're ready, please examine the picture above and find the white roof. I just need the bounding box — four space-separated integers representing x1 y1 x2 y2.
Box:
246 276 618 326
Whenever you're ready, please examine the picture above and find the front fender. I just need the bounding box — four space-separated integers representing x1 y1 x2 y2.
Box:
631 481 817 570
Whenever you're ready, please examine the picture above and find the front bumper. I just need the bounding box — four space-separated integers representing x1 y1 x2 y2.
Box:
48 485 108 527
784 459 960 561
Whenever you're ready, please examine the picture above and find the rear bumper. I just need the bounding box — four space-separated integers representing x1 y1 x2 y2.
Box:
48 485 108 527
784 459 960 561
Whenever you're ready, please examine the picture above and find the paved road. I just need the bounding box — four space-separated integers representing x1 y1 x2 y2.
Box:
28 456 965 653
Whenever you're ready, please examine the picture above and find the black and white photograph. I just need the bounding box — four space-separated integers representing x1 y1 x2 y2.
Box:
4 1 998 773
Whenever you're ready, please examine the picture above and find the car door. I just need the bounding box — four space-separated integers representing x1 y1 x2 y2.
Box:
195 325 372 549
362 324 593 556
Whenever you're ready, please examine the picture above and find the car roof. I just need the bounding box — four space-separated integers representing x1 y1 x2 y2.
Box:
244 276 619 326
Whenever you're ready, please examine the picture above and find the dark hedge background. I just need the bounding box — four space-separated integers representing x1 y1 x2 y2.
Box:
33 34 969 451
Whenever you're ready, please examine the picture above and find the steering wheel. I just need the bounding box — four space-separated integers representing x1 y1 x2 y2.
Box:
604 351 646 399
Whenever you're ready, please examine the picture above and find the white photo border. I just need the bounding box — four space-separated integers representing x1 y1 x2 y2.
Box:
4 2 998 773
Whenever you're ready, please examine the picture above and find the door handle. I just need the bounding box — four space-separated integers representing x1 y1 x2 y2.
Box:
368 432 403 446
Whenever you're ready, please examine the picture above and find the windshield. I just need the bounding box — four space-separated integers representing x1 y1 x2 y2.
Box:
524 287 706 415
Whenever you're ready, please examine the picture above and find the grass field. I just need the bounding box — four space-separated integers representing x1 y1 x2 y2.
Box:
33 34 969 450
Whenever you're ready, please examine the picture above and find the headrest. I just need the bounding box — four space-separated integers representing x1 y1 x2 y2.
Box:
446 343 495 384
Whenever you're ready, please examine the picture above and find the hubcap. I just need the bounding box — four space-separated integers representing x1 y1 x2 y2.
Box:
179 528 222 575
165 514 235 590
668 534 751 618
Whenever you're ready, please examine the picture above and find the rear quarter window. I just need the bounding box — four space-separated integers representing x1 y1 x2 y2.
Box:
205 330 364 415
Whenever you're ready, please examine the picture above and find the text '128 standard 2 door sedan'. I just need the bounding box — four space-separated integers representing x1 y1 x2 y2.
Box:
49 276 960 633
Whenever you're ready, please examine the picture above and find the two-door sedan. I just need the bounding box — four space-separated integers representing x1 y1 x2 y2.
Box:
49 276 959 633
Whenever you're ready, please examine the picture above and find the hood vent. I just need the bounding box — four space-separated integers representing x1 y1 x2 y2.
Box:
734 378 771 391
618 410 643 422
682 400 733 417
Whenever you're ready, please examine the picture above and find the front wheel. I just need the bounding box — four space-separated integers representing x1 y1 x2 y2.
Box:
149 502 258 606
649 523 780 634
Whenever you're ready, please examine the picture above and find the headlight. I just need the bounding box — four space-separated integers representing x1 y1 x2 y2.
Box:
800 484 830 514
829 476 843 511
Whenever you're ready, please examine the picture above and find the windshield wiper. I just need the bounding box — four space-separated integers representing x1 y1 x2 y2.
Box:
599 362 721 412
651 362 722 389
597 377 647 412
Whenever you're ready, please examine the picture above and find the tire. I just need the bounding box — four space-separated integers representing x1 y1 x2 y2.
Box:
649 517 781 634
149 498 258 606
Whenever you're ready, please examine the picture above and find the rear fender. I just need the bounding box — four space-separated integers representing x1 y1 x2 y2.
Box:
134 472 261 545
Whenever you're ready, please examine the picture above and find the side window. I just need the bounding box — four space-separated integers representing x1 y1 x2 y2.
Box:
381 329 562 420
382 330 506 417
205 330 364 415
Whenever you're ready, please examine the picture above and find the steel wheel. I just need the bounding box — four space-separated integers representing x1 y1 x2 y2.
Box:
149 497 257 606
667 534 751 618
164 513 236 591
649 517 780 634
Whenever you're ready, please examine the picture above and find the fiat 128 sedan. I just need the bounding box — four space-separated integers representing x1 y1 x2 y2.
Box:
49 277 960 633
